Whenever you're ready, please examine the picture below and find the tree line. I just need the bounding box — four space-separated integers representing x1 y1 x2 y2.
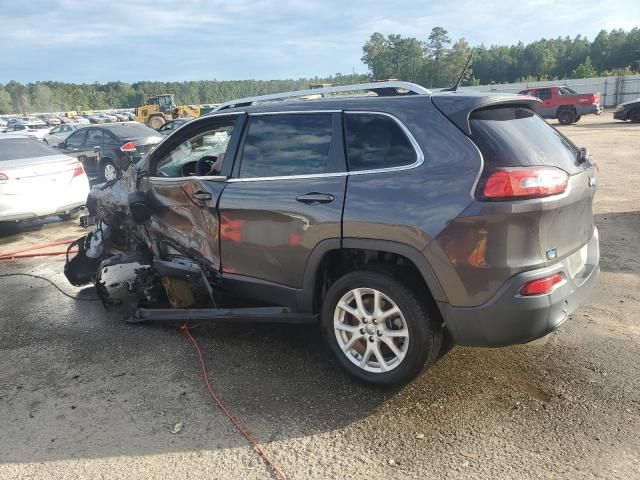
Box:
1 27 638 114
362 27 639 88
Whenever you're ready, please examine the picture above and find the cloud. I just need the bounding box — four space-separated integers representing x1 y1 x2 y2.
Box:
0 0 637 83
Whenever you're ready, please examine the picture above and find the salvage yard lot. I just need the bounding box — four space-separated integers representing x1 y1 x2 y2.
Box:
0 113 639 479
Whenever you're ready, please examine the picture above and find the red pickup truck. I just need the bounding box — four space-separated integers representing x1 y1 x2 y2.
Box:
518 86 602 125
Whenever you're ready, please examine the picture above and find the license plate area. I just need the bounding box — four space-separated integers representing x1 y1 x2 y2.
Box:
567 243 588 278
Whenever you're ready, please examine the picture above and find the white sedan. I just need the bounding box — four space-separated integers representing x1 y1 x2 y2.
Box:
0 135 90 221
44 124 84 146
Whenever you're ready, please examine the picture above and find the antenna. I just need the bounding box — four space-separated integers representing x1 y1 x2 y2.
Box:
441 53 473 92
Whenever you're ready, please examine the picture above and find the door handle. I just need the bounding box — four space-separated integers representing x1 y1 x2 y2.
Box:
296 193 335 205
193 191 212 201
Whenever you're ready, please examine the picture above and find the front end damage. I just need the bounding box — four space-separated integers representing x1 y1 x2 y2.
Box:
64 167 316 324
64 167 218 317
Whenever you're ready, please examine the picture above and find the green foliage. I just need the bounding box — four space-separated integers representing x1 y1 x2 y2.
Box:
0 73 370 115
571 56 598 79
362 27 640 88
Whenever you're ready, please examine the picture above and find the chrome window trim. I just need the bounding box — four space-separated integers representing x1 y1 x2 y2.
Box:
228 110 424 183
148 175 228 183
249 110 341 116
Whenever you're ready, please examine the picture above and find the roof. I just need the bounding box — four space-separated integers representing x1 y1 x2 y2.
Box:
204 85 540 135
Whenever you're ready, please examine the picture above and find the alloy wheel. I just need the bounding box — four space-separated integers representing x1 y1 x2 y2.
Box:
333 287 409 373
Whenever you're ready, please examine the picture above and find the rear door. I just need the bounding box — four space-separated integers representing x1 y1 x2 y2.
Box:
218 111 346 288
143 114 245 272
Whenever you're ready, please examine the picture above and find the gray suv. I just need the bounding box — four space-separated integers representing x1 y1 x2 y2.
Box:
65 82 600 386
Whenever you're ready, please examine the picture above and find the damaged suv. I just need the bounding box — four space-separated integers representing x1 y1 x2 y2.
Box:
65 81 600 386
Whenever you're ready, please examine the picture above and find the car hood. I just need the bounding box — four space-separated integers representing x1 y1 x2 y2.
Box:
619 98 640 107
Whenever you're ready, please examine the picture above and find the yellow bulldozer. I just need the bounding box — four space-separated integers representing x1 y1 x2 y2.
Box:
135 94 200 129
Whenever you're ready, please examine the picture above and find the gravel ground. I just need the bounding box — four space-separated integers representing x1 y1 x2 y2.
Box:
0 112 639 479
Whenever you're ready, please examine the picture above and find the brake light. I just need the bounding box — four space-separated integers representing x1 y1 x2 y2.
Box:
120 142 136 152
72 162 85 178
520 273 563 296
0 172 8 181
482 167 568 200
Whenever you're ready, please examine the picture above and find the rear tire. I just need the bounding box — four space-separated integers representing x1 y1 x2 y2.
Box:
574 115 581 123
321 270 442 386
558 109 576 125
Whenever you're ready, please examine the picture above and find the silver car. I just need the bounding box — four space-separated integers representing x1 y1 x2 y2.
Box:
44 123 84 146
0 135 90 221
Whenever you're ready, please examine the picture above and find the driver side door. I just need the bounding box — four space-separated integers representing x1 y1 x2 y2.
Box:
142 114 246 272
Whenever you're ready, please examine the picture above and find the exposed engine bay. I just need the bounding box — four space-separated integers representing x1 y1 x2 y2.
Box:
65 166 221 316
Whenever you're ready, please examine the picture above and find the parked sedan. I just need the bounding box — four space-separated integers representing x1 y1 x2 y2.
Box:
57 123 163 181
0 135 90 221
613 99 640 122
44 123 84 145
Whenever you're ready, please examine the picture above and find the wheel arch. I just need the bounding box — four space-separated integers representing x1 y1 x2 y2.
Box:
300 238 448 315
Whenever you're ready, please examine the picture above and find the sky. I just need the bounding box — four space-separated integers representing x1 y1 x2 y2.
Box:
0 0 638 84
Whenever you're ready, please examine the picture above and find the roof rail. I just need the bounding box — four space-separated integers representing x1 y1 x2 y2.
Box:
212 81 432 111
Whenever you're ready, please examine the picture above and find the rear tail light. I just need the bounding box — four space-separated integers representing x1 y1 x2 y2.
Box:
520 273 563 296
0 172 8 181
72 162 85 178
481 167 568 200
120 142 137 152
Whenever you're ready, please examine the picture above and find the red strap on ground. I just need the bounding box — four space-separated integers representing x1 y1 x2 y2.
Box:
0 249 77 260
0 240 75 260
180 324 288 480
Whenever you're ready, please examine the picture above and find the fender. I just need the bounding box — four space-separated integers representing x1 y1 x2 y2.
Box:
298 238 448 314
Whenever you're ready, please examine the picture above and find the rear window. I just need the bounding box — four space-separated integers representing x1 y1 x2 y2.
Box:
345 113 417 171
0 138 59 161
470 106 581 173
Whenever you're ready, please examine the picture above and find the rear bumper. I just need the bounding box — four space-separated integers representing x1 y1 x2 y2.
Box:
0 200 85 221
442 228 600 347
576 104 602 116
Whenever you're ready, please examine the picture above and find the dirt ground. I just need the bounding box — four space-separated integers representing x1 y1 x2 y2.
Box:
0 112 638 480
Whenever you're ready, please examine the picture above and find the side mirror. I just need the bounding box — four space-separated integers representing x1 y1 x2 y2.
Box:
58 142 65 149
127 191 153 224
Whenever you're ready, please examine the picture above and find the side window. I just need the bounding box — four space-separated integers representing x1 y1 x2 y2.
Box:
85 129 103 147
103 132 118 145
50 126 61 134
344 113 417 171
239 113 333 178
536 88 552 100
155 122 235 178
66 130 86 148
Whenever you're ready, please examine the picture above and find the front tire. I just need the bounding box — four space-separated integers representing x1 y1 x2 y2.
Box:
147 115 165 130
630 109 640 123
321 270 442 386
